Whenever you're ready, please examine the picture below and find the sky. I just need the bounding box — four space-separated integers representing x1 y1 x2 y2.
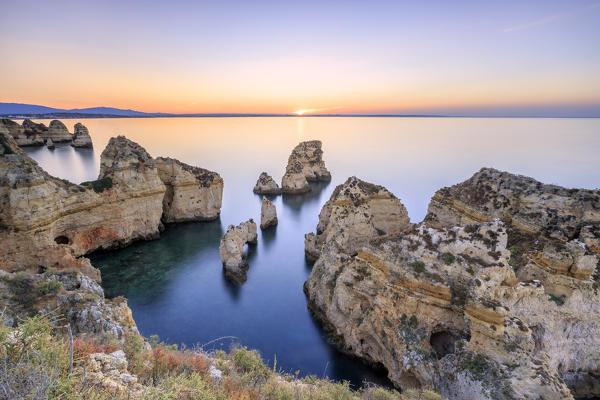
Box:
1 0 599 116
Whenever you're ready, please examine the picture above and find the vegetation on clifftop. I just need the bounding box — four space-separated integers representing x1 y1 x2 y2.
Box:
0 314 443 400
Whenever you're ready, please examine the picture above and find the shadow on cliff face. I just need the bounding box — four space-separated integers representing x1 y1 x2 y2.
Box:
90 219 224 302
281 181 330 216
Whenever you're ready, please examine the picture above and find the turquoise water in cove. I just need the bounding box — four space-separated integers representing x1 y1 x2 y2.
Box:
24 117 600 387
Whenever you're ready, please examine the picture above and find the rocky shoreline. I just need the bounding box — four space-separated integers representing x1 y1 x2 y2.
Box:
303 169 600 400
1 118 93 147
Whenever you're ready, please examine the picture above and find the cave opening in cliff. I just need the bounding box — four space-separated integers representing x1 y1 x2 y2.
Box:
54 235 69 245
430 330 469 359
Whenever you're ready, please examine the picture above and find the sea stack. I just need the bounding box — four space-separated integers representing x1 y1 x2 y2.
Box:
156 157 224 223
253 172 282 195
0 118 44 146
71 123 93 148
219 219 258 283
46 120 73 142
281 140 331 194
260 196 277 229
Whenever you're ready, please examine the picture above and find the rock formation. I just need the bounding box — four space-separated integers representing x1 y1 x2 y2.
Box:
260 196 277 229
0 269 138 339
156 157 223 223
219 219 257 283
253 172 282 195
46 120 74 142
304 171 599 399
281 140 331 194
45 138 55 149
71 122 93 148
304 176 411 260
0 118 44 146
0 132 223 276
22 119 49 136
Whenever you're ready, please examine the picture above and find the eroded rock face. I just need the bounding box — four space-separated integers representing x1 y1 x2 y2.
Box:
425 167 600 245
219 219 257 283
304 172 599 399
0 269 138 339
260 196 277 229
253 172 282 195
46 120 73 142
45 138 55 149
1 118 44 146
304 176 411 260
156 157 223 223
0 132 166 273
282 140 331 194
72 122 93 148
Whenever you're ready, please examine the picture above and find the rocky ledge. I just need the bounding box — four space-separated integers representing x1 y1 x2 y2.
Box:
0 131 223 277
1 118 44 146
282 140 331 194
253 172 282 195
219 219 258 283
304 172 600 399
156 157 223 223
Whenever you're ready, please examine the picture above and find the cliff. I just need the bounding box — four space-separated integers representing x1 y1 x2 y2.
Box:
304 172 599 399
0 132 223 277
156 157 223 222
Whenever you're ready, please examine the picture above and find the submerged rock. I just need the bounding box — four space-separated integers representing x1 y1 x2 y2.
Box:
304 171 599 399
45 138 55 149
219 219 257 283
281 140 331 194
156 157 223 223
253 172 282 195
260 196 277 229
71 123 93 148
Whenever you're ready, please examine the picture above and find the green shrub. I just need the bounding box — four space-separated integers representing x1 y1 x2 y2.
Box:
440 252 455 265
38 280 63 295
80 177 113 193
231 346 270 382
410 261 425 274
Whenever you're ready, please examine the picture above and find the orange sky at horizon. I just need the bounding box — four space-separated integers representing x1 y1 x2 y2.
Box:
1 1 599 116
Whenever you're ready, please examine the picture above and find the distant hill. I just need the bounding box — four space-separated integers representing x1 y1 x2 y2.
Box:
0 103 154 118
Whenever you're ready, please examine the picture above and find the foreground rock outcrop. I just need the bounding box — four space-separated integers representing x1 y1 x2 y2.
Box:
46 120 74 142
282 140 331 194
156 157 223 223
253 172 282 195
72 122 93 148
219 219 258 283
304 171 600 399
0 131 222 276
260 196 278 229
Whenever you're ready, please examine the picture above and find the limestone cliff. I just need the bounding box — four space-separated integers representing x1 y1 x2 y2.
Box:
304 172 599 399
156 157 223 223
282 140 331 194
46 120 73 142
1 118 44 146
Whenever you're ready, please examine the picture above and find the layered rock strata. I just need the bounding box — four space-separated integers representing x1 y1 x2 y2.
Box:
0 118 44 146
253 172 282 195
260 196 278 229
281 140 331 194
0 132 223 276
71 122 93 148
304 172 599 399
219 219 258 283
156 157 223 223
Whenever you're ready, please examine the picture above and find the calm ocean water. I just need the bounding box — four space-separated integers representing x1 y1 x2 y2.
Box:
24 117 600 387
